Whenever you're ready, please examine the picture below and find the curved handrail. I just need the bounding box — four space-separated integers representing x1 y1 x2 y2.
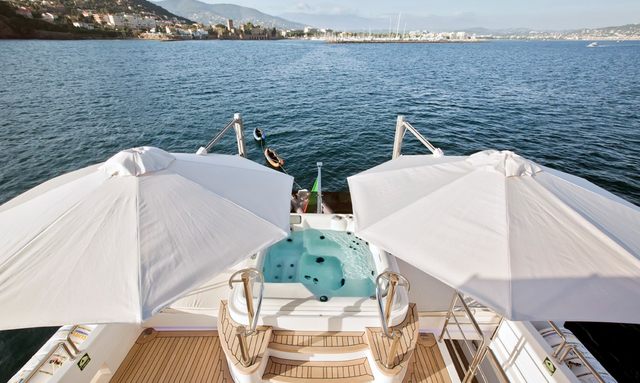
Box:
228 268 264 335
375 271 410 339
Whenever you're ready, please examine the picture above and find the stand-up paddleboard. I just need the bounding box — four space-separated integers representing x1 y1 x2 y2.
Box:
264 147 284 168
253 128 266 141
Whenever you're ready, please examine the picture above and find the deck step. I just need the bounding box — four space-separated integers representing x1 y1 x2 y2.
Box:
262 356 374 382
269 331 368 354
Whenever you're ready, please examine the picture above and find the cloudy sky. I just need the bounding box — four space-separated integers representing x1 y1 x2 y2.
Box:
208 0 640 30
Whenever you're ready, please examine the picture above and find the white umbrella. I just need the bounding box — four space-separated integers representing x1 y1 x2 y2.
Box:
0 146 293 330
348 149 640 323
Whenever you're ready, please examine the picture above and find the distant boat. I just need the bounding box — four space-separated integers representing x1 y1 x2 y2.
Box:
587 42 599 48
253 127 265 141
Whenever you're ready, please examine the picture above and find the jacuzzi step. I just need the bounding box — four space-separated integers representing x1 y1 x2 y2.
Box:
269 331 369 354
262 356 374 382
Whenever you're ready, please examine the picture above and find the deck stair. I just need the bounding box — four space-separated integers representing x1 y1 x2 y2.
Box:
220 300 449 382
263 357 375 382
263 330 374 382
268 331 369 354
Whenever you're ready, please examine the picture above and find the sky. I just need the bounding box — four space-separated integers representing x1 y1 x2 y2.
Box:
208 0 640 30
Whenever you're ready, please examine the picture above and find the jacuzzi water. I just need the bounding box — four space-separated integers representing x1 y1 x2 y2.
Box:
263 229 376 298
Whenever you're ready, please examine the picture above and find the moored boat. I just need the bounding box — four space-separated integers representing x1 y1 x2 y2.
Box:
253 127 265 141
264 147 284 168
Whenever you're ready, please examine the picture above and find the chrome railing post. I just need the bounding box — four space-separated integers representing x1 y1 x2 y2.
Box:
233 113 247 158
392 115 406 159
438 291 459 342
439 291 508 383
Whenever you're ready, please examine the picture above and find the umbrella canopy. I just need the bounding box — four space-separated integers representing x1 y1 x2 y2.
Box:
0 147 293 330
348 149 640 323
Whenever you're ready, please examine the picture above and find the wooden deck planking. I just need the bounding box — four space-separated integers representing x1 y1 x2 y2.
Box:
269 331 368 354
366 303 419 376
263 357 374 382
403 334 452 383
111 330 232 383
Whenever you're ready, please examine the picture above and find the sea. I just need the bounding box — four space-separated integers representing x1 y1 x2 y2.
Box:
0 39 639 381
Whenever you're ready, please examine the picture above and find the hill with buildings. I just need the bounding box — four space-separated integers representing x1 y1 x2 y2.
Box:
155 0 304 29
0 0 191 38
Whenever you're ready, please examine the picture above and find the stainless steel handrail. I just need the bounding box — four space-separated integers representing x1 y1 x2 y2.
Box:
562 346 606 383
204 117 235 151
228 268 264 336
547 321 567 358
23 325 81 382
547 321 606 383
439 292 506 383
200 113 247 157
392 115 443 159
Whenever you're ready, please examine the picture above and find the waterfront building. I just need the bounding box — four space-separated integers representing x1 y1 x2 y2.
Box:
15 7 32 18
41 12 55 23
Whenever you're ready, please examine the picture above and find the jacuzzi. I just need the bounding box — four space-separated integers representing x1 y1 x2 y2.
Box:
228 214 409 331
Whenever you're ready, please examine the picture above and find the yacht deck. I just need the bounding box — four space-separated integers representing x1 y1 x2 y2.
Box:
111 330 232 383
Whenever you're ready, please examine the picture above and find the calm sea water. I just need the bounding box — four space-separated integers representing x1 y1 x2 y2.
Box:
0 39 639 381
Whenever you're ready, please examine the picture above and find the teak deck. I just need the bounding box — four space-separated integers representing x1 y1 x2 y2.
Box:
269 330 368 354
403 334 453 383
263 357 374 382
111 329 232 383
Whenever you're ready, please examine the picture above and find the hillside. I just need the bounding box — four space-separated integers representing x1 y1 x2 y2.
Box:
3 0 192 26
155 0 304 29
578 23 640 35
0 1 120 38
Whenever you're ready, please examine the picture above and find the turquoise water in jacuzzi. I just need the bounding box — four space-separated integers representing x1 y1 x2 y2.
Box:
262 229 376 299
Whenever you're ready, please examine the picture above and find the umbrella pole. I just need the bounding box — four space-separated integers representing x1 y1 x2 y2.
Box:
375 271 411 369
384 274 398 325
235 326 252 367
241 272 255 326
